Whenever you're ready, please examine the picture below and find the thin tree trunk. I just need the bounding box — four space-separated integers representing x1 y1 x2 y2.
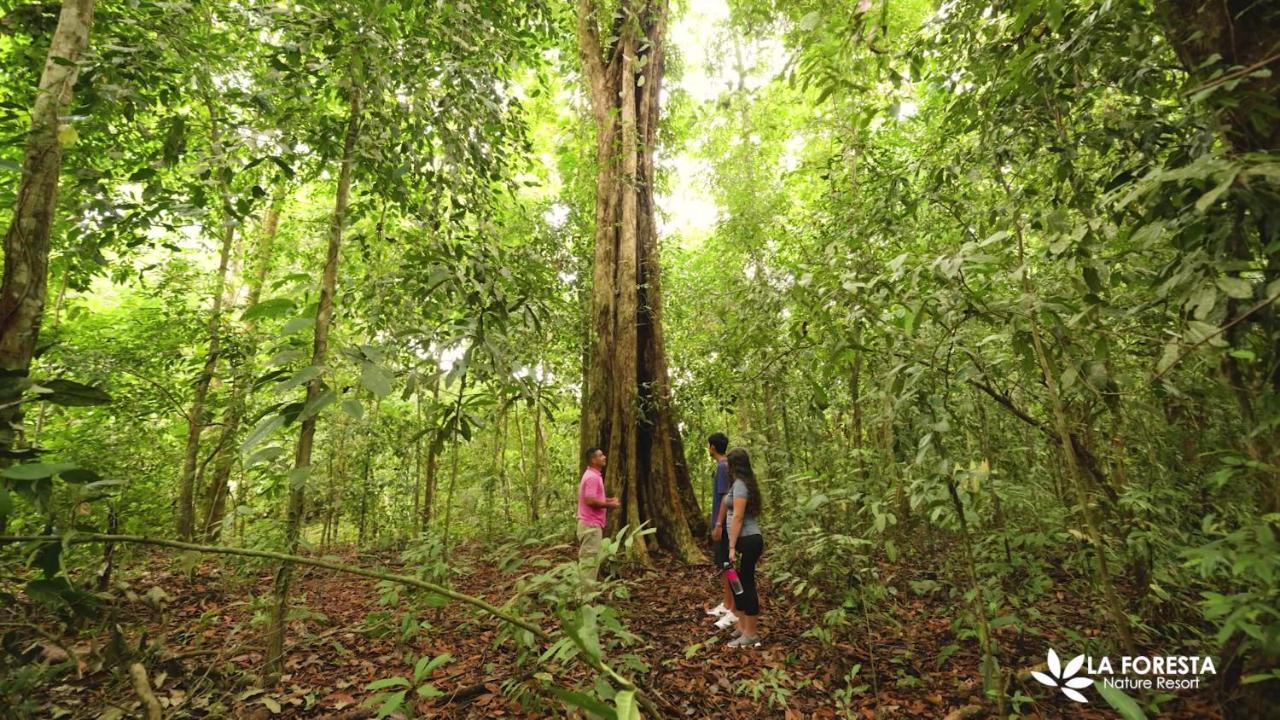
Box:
30 272 68 445
421 381 441 531
441 373 467 562
498 403 511 523
201 194 283 540
0 0 96 481
532 382 545 522
177 105 239 540
997 166 1136 656
358 452 370 546
514 400 535 523
264 87 361 681
413 393 422 532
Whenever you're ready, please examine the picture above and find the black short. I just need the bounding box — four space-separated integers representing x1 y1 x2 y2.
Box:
714 530 729 568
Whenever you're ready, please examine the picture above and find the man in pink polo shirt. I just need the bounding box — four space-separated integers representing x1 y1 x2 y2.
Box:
577 446 619 582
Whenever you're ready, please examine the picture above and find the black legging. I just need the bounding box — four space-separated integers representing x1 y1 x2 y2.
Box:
735 533 764 616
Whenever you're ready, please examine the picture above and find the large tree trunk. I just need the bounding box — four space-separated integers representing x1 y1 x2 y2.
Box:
201 196 284 540
264 88 361 681
1156 2 1280 155
0 0 96 460
178 111 240 539
574 0 702 565
1156 2 1280 516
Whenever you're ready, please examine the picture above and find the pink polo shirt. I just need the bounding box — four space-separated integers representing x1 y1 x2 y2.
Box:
577 466 606 528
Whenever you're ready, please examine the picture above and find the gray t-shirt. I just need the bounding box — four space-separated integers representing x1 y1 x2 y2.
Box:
726 478 761 538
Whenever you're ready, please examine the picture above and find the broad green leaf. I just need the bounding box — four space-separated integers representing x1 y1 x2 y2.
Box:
548 686 617 720
281 316 315 335
37 379 112 407
1096 682 1147 719
375 690 406 719
241 414 284 453
361 363 394 398
245 446 286 469
278 366 324 393
298 389 336 422
59 468 102 484
366 677 410 690
614 690 639 720
1216 277 1253 300
341 398 364 420
242 297 295 321
3 462 76 480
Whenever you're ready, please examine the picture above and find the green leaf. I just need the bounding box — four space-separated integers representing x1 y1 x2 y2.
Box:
1096 682 1148 720
341 398 364 420
615 690 639 720
422 653 452 677
281 316 315 335
59 468 101 484
280 363 325 392
298 389 336 422
548 686 617 720
1195 169 1239 213
1216 277 1253 299
3 462 76 480
245 445 285 469
37 379 112 406
375 690 406 719
0 486 11 523
361 363 395 398
241 414 284 453
366 677 410 690
242 297 296 321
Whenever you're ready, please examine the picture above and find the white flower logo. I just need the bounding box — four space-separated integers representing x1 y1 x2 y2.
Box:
1032 648 1093 702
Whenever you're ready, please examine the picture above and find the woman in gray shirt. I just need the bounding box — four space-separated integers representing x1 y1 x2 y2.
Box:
725 447 765 647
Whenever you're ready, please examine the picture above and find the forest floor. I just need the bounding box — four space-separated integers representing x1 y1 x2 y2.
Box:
12 541 1226 719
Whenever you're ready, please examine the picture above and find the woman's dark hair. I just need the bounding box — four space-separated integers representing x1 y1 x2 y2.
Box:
725 447 763 518
708 432 728 454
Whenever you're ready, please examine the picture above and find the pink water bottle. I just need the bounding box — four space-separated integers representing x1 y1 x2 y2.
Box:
723 563 743 595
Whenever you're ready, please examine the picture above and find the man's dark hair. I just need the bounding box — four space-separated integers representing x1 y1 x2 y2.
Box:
708 432 728 455
584 446 603 465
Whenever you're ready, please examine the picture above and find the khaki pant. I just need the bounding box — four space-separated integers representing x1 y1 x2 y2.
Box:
577 521 604 583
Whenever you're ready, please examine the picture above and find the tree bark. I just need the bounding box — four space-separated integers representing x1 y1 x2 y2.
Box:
201 195 284 540
421 380 441 531
1155 2 1280 155
574 0 702 564
264 87 361 681
0 0 95 457
177 105 241 540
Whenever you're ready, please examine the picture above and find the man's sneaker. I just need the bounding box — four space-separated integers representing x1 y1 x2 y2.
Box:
713 611 739 629
726 634 761 648
705 603 729 617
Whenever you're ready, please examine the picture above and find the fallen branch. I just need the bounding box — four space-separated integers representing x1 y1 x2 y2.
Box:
0 533 661 717
0 533 547 639
943 705 985 720
129 662 163 720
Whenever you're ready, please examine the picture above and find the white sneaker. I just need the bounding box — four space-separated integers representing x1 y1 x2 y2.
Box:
727 634 761 648
714 612 739 629
705 603 729 617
